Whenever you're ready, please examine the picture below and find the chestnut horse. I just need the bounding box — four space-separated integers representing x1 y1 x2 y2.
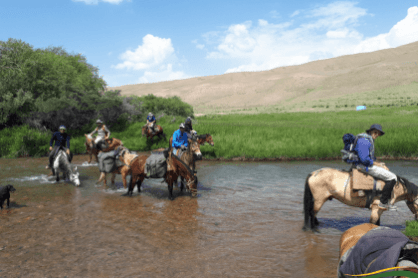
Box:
303 163 418 232
142 125 166 141
96 146 139 189
127 150 198 200
84 135 123 164
338 223 418 278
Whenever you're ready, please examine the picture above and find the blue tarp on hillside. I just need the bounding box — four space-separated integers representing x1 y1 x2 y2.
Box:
356 106 366 111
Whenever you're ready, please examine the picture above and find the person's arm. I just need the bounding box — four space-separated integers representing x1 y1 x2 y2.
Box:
173 132 183 148
183 134 189 147
104 126 111 138
50 133 55 147
355 139 373 168
89 127 98 136
66 135 71 149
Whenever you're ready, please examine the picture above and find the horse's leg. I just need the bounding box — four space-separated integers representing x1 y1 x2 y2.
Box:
135 176 144 193
167 176 174 201
369 205 384 225
180 176 185 192
111 172 116 188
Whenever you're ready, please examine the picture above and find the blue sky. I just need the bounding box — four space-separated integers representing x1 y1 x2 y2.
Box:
1 0 418 87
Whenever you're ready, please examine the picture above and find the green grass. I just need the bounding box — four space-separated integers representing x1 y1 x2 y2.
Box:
2 106 418 160
403 220 418 237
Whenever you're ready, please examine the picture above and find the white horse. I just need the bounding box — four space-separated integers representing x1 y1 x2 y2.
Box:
52 149 80 186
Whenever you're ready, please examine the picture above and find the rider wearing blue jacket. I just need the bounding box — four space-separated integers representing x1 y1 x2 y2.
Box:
172 123 188 155
354 124 397 211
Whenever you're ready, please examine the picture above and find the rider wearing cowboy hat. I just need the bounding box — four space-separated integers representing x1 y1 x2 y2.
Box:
46 125 72 172
89 119 111 151
172 123 188 155
354 124 397 210
145 112 157 134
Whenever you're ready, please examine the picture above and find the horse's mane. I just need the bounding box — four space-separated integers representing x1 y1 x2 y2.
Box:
397 175 418 196
197 134 211 140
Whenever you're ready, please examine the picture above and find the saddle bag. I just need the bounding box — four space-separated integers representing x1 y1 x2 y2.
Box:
98 150 125 173
145 152 167 178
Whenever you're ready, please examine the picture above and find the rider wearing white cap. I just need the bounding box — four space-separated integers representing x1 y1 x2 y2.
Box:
171 123 188 155
89 119 111 150
46 125 72 173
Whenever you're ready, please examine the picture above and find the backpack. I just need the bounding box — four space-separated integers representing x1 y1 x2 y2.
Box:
341 133 360 163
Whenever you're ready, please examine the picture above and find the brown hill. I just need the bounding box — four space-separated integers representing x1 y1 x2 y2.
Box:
107 41 418 115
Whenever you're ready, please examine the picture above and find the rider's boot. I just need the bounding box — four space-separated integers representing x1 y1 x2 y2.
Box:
378 179 397 211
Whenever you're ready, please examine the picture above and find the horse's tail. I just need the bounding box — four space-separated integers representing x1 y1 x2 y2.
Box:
303 173 315 231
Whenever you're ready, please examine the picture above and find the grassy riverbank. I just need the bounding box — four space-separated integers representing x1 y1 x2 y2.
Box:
1 106 418 160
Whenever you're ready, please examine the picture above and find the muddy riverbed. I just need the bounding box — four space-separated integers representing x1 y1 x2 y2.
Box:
1 155 418 277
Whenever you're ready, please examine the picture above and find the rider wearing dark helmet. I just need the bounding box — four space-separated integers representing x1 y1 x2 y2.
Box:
46 125 72 173
354 124 397 211
184 116 196 139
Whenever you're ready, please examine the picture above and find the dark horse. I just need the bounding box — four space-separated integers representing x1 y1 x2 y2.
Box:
302 165 418 232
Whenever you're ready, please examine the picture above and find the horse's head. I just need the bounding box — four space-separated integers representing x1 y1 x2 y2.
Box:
206 134 214 146
70 166 80 187
398 177 418 220
141 126 146 137
188 138 202 160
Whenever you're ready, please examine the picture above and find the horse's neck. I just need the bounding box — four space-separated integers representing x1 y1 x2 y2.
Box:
58 152 72 174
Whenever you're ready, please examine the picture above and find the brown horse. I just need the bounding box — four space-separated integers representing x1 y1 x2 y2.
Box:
127 150 198 200
303 163 418 232
338 223 418 278
96 146 139 189
142 125 166 141
84 134 123 164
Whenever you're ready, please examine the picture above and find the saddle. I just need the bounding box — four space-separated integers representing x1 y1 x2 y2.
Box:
351 169 384 191
53 146 72 162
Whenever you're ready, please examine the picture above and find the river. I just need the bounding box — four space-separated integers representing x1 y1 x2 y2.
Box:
0 155 417 277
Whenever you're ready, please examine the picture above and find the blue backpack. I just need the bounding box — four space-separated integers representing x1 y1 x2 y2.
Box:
341 133 359 163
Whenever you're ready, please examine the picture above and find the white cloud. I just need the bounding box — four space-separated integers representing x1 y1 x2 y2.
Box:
269 10 280 19
204 2 418 73
72 0 125 4
290 10 300 17
196 44 205 49
114 34 174 70
138 64 190 83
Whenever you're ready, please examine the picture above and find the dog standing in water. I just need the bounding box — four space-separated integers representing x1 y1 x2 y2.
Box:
0 185 16 209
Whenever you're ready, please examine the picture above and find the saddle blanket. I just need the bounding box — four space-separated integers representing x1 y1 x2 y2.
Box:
98 150 125 173
338 226 418 278
352 169 384 191
145 152 167 178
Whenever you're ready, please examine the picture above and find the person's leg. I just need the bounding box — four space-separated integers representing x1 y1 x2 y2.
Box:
367 165 397 209
48 146 59 167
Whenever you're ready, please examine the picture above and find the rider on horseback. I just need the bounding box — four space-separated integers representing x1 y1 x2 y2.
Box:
145 112 157 135
354 124 397 211
46 125 72 173
184 116 197 139
89 119 111 151
172 123 188 155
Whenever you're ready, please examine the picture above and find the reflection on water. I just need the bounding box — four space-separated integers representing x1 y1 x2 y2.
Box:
0 155 418 277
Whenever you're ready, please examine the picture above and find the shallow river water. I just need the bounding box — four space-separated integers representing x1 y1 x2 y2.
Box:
1 155 418 278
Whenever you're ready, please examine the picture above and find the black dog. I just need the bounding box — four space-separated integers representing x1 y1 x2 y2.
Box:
0 185 16 209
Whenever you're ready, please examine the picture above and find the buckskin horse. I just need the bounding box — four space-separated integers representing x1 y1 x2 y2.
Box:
338 223 418 278
84 134 123 164
142 124 166 141
51 149 80 186
96 146 139 189
303 162 418 232
127 150 198 200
